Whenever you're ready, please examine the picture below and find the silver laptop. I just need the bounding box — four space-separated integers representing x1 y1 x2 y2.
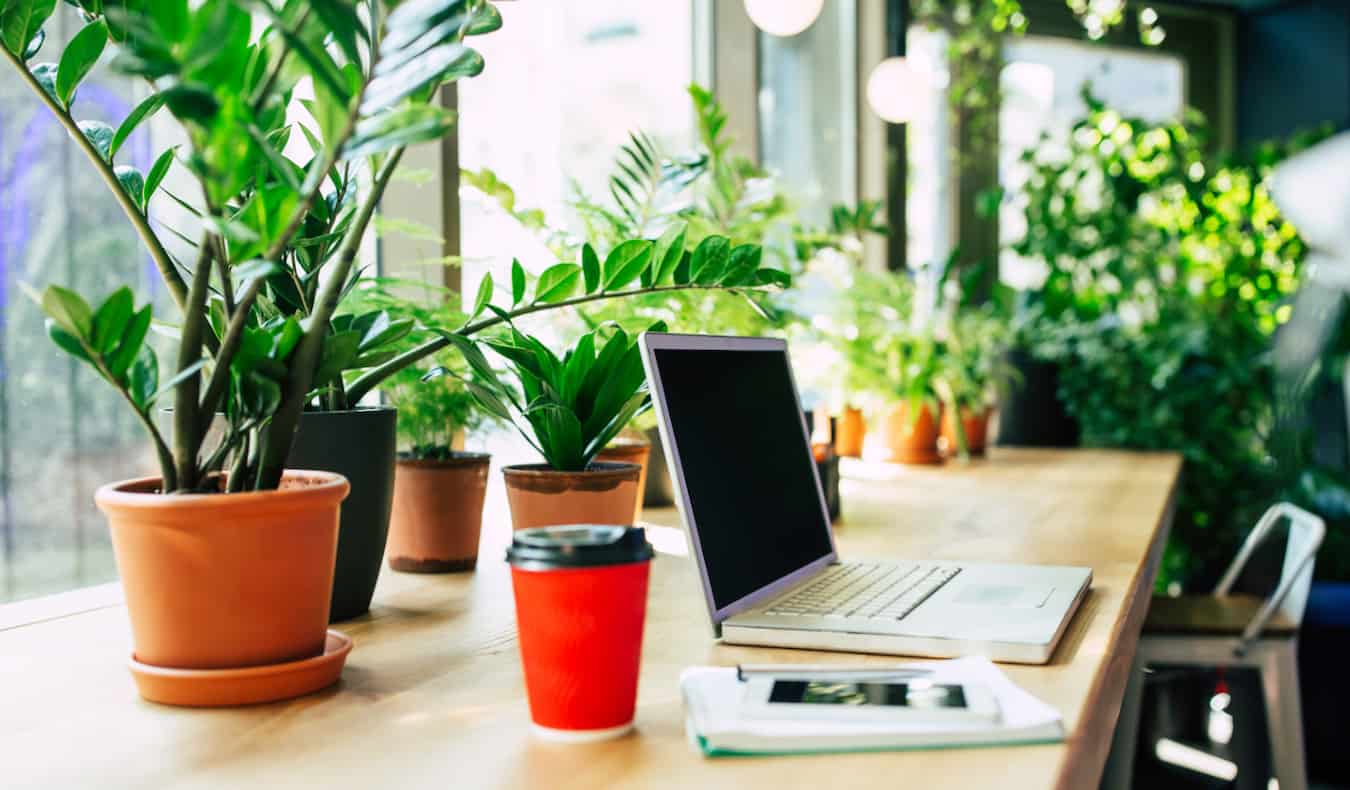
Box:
639 332 1091 665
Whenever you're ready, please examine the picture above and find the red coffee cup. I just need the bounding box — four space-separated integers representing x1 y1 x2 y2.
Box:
507 525 654 741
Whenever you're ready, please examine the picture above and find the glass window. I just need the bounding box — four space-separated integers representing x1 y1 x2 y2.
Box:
758 0 857 225
1 14 170 602
458 1 696 297
998 36 1186 288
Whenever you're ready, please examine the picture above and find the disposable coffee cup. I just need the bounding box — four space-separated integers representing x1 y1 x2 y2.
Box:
506 525 654 741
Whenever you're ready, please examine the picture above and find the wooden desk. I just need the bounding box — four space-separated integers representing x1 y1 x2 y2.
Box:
0 448 1179 790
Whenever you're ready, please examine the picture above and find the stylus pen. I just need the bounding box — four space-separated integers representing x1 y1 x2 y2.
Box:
736 664 935 681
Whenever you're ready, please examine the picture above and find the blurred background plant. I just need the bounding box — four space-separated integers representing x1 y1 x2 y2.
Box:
1005 88 1337 588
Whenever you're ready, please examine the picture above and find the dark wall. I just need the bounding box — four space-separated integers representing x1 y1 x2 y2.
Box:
1237 0 1350 144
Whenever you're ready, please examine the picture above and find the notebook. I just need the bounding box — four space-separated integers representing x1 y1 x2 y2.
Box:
681 657 1064 757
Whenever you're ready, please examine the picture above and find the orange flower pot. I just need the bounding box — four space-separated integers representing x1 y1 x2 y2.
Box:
502 463 641 531
883 402 942 465
835 406 866 458
387 453 491 573
594 439 652 522
95 470 348 671
940 408 992 457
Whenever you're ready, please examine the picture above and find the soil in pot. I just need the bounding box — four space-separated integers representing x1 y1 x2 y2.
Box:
940 408 992 457
95 470 349 670
835 406 866 458
387 452 491 573
883 402 942 465
594 439 652 522
502 462 641 531
288 406 397 622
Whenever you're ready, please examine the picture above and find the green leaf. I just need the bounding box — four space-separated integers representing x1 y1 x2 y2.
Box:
720 244 762 285
673 250 692 285
534 263 581 304
437 331 503 394
55 19 107 106
128 346 158 412
160 82 219 123
149 358 207 406
581 243 600 293
470 272 493 319
231 259 283 289
107 304 151 379
90 286 134 354
142 147 175 205
690 235 730 284
114 165 144 210
46 323 90 362
363 44 482 113
309 0 365 66
601 239 653 291
755 268 791 288
344 105 457 159
21 28 43 60
651 222 687 285
510 258 526 307
312 330 361 385
1 0 57 58
465 2 502 35
78 119 114 161
110 94 164 159
29 61 57 103
40 284 93 337
263 7 351 105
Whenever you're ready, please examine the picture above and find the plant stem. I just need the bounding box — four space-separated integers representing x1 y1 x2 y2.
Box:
173 238 214 491
254 147 408 489
344 284 760 404
1 45 190 312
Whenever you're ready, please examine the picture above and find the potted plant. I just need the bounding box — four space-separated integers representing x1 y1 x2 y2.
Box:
878 333 945 465
5 0 789 697
933 307 1016 459
463 322 664 531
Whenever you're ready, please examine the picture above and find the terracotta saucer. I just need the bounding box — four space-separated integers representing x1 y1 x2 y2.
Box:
129 630 352 707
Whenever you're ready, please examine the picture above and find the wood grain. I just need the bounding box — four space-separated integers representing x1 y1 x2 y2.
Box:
0 447 1179 790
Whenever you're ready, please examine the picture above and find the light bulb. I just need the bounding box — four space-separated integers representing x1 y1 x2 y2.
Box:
743 0 824 37
866 57 927 124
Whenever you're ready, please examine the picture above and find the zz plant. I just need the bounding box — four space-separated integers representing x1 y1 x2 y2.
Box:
6 0 790 495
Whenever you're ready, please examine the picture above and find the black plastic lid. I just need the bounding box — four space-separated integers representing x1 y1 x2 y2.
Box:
506 525 654 570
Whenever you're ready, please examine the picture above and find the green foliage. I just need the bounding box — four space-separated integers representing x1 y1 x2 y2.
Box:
9 0 501 491
1009 91 1331 587
464 323 659 471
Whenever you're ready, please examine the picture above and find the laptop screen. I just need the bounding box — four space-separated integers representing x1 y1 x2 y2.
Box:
650 343 834 610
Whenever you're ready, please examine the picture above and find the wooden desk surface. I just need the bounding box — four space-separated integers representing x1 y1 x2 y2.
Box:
0 447 1179 790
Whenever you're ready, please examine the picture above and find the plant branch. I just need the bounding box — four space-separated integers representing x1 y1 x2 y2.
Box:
250 6 312 114
2 45 190 312
345 283 765 404
173 237 214 491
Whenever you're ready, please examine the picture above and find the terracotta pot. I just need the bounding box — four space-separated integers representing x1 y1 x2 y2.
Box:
502 462 641 531
940 408 992 457
835 406 866 458
95 470 349 670
883 402 942 465
594 439 652 522
387 453 491 573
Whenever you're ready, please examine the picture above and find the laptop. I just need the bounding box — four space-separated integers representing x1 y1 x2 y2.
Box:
639 332 1092 665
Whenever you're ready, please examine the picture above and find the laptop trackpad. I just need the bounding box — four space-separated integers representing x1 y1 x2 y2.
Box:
952 584 1055 609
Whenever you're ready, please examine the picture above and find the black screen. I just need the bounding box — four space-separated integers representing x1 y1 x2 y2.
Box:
769 681 969 709
653 346 833 609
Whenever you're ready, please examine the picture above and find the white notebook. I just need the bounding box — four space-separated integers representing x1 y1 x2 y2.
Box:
681 657 1064 757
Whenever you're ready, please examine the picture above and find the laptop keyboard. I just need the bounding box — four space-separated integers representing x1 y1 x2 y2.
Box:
765 562 962 621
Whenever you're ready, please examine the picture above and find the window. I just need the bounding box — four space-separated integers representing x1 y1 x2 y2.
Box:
758 0 858 225
903 27 955 271
458 1 697 297
0 17 168 602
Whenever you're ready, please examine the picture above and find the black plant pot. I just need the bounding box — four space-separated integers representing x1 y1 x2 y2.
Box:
997 349 1080 448
642 425 676 507
288 406 397 622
